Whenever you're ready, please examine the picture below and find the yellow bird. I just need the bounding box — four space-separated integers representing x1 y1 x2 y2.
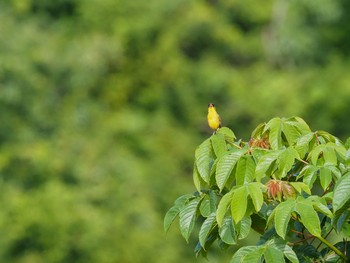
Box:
207 103 221 131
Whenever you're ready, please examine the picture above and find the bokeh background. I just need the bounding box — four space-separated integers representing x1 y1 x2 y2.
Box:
1 0 350 262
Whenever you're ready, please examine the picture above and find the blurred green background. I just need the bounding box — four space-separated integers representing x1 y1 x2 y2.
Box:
1 0 350 262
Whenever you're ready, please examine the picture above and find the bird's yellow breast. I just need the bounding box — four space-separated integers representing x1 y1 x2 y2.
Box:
207 107 221 130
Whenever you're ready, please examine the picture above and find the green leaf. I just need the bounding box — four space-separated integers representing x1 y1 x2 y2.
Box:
217 127 236 143
295 201 321 237
236 155 256 185
333 172 350 212
319 167 332 190
264 246 284 263
271 239 299 263
240 247 264 263
200 194 213 217
309 144 326 165
164 206 180 233
298 165 318 188
277 147 299 178
248 182 264 212
295 132 315 158
231 186 248 223
195 139 212 183
217 191 233 227
274 199 295 239
323 147 337 165
289 182 311 195
193 164 203 192
267 117 282 150
211 133 227 158
231 247 258 263
255 151 280 181
236 216 252 240
216 150 245 191
179 199 200 242
307 196 332 217
219 216 236 245
199 213 217 248
283 122 301 146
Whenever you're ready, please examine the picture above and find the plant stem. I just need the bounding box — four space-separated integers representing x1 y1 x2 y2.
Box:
317 235 348 261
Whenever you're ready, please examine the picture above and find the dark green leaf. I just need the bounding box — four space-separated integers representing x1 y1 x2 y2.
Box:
179 199 200 242
199 213 217 248
219 216 236 245
333 172 350 212
236 216 252 240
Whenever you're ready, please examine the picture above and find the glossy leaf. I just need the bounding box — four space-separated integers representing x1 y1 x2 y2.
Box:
277 147 299 178
217 191 233 227
231 186 248 223
219 216 236 245
211 133 227 158
164 206 181 233
195 139 212 183
289 182 311 195
216 150 245 191
231 246 258 263
217 127 236 143
295 201 321 237
295 132 315 158
255 151 280 181
199 212 217 248
267 117 282 150
333 172 350 212
236 216 252 240
179 199 200 242
319 167 332 190
236 155 256 185
248 182 264 212
264 246 284 263
274 199 295 239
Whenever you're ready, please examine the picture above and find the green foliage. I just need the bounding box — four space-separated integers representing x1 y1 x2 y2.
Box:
165 117 350 262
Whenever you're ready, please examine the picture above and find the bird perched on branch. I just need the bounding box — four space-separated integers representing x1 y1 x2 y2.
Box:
207 103 221 131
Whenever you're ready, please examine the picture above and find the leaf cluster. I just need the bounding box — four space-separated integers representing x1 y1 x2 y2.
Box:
165 117 350 262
